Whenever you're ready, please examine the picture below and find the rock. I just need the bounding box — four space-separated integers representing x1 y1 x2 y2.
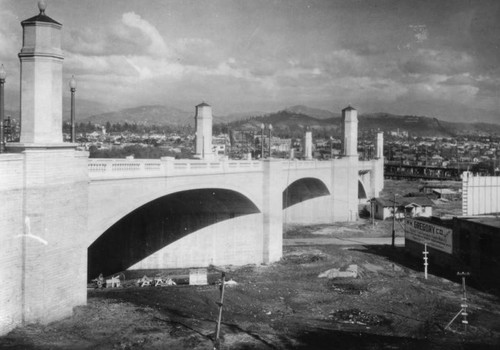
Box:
318 265 358 279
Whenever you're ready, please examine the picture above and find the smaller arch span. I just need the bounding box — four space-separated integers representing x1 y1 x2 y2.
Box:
88 188 260 279
283 177 330 209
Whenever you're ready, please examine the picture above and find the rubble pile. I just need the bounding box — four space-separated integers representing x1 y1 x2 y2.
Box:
329 308 390 326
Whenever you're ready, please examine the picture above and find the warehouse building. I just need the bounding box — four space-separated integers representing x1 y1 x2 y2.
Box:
405 216 500 292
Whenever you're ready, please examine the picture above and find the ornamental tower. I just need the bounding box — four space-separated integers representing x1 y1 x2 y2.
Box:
194 102 214 159
18 0 64 144
341 105 358 157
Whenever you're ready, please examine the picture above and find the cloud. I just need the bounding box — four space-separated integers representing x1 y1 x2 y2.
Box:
65 11 168 58
0 6 20 62
400 49 474 75
121 12 168 57
409 25 428 44
172 37 223 67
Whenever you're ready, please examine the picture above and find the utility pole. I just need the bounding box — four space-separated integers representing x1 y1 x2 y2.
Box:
392 194 396 248
371 200 374 226
213 272 226 350
445 272 470 332
423 243 429 279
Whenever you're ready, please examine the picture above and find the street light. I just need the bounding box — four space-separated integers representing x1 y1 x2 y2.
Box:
260 123 265 158
330 136 334 159
69 75 77 143
0 64 6 153
268 124 273 158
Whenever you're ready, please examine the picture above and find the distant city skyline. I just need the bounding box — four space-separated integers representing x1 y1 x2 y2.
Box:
0 0 499 123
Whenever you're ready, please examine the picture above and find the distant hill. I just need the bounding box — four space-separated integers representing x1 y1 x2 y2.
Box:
215 110 267 124
63 98 113 122
8 100 499 137
83 105 193 126
6 99 114 123
285 105 339 119
81 105 263 127
357 113 450 136
224 110 500 137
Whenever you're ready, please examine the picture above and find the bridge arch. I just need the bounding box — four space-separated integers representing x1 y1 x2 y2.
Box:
88 188 260 278
282 177 330 209
88 177 262 246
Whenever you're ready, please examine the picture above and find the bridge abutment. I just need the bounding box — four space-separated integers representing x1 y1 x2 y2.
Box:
0 148 89 333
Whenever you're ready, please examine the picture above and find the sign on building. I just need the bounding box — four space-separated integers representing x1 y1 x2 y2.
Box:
405 219 453 254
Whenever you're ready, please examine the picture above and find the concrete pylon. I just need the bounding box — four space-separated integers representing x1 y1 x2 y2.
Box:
342 106 358 157
194 102 214 160
17 1 64 145
304 129 313 160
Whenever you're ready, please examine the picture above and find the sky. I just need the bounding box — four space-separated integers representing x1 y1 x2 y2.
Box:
0 0 499 122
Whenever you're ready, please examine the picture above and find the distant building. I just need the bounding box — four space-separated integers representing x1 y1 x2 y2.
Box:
432 188 461 201
371 197 433 220
389 129 408 138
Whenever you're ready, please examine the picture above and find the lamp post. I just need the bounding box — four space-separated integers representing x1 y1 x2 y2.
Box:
0 64 6 153
268 124 273 158
330 136 333 159
260 123 264 158
69 75 76 143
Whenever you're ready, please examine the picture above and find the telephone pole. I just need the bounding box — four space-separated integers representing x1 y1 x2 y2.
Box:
392 194 396 248
445 272 470 332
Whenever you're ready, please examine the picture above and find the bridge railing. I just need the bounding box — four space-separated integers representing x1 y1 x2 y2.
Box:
281 158 381 172
88 158 263 180
281 159 332 170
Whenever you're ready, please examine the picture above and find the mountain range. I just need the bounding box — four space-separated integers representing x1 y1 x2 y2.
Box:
5 104 500 137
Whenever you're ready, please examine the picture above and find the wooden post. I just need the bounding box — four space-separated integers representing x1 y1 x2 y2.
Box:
392 194 396 248
458 272 470 332
445 272 470 331
214 272 226 350
371 200 374 226
423 243 429 279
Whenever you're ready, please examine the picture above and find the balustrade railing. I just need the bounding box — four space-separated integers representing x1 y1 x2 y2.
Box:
88 158 263 179
88 157 365 180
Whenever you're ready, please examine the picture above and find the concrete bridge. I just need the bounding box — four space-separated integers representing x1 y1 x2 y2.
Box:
0 2 383 336
86 157 382 277
1 152 383 335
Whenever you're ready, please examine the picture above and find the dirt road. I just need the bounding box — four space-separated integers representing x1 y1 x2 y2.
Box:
285 236 405 246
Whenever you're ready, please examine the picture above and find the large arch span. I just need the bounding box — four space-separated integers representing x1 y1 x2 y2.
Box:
88 188 260 279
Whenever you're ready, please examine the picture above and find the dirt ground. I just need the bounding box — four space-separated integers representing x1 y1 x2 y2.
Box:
2 240 500 349
2 181 498 350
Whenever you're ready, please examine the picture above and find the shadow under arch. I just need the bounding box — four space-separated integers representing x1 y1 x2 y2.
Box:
358 179 367 199
88 188 260 279
283 177 330 209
